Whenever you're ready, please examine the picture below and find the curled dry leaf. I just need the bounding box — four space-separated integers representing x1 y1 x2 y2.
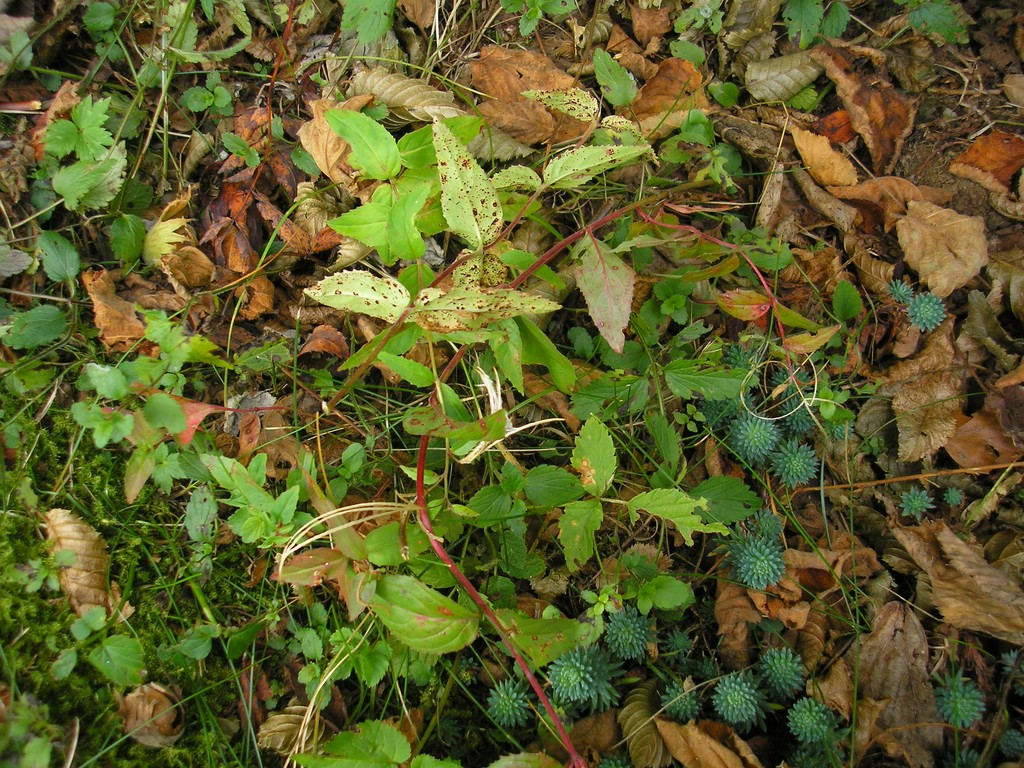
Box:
811 46 915 175
654 718 764 768
297 99 357 186
619 680 671 768
948 128 1024 195
828 177 951 234
257 703 322 755
943 394 1021 469
631 57 709 139
896 200 988 298
892 521 1024 644
116 683 185 748
45 508 129 620
852 601 943 767
82 268 147 351
714 580 760 670
790 125 858 187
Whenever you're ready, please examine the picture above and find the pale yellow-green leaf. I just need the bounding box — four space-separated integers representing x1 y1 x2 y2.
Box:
523 88 599 123
143 217 190 265
304 270 411 323
433 120 503 250
543 143 653 189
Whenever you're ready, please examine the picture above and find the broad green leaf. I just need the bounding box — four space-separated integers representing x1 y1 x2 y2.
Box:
82 363 130 399
693 476 759 525
646 412 680 473
592 49 637 107
491 165 542 191
377 351 435 387
515 316 575 393
402 404 507 443
339 0 396 45
409 287 561 330
52 144 127 211
663 359 746 400
542 143 651 189
142 217 190 265
627 488 725 544
386 186 429 264
832 279 863 322
221 132 259 166
716 288 772 322
523 88 599 122
637 575 695 614
369 575 478 654
821 0 850 37
571 415 616 495
182 86 215 111
558 498 603 571
38 231 80 282
524 465 586 507
51 649 77 680
571 235 635 354
301 720 411 768
411 756 462 768
305 270 411 323
71 402 134 448
329 200 392 258
110 214 145 266
88 635 144 685
143 392 188 433
669 39 706 65
495 609 600 667
6 305 66 349
783 0 824 48
433 119 502 250
325 109 402 180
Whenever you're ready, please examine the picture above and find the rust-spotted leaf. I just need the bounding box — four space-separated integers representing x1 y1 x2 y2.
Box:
369 574 479 654
304 269 411 323
433 119 503 250
543 143 652 189
571 234 635 354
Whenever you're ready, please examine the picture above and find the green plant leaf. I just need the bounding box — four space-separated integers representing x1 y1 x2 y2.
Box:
663 359 746 400
385 185 429 264
339 0 396 45
693 476 759 525
571 415 616 495
304 270 411 323
82 363 130 399
110 214 146 267
5 304 67 349
523 88 599 122
71 402 135 448
515 316 575 393
433 119 503 250
377 351 435 387
411 756 462 768
832 279 863 322
821 0 850 37
410 287 561 330
783 0 824 48
38 231 80 282
88 635 144 685
637 575 695 614
369 575 478 654
495 609 600 667
669 39 706 65
182 86 215 112
325 109 402 180
52 144 127 211
592 48 637 107
300 719 412 768
571 235 635 354
627 488 725 544
402 404 507 442
542 143 651 189
143 392 188 433
329 200 392 257
558 498 603 571
524 465 586 506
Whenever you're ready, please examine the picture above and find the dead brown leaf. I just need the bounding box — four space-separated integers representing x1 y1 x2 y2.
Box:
238 275 275 320
628 2 672 47
298 325 350 359
159 246 215 294
631 58 709 139
811 46 915 174
828 177 952 234
297 99 358 186
116 683 185 748
397 0 434 30
790 125 859 186
892 521 1024 644
896 200 988 298
654 718 763 768
81 268 147 351
948 128 1024 194
944 395 1022 468
714 580 760 670
854 601 943 768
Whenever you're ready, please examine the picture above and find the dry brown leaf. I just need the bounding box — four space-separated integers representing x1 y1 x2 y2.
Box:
654 718 763 768
892 521 1024 644
116 683 185 748
159 246 215 294
45 508 129 620
619 680 671 768
815 659 856 721
878 320 965 461
948 128 1024 194
631 58 709 139
790 125 858 186
944 395 1021 468
896 200 988 298
829 177 952 233
629 2 672 46
298 325 350 359
854 601 943 768
238 275 275 320
714 580 760 670
82 268 147 351
256 703 322 754
297 99 358 186
844 233 893 296
396 0 434 30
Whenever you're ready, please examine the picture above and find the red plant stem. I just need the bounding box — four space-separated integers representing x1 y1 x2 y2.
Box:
414 433 586 768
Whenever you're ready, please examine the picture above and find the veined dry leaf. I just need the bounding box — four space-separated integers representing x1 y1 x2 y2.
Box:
944 397 1020 469
811 46 915 174
655 718 763 768
238 275 275 320
896 200 988 298
159 246 214 295
82 268 147 351
828 176 952 233
988 248 1024 323
349 68 462 129
715 580 760 670
721 0 783 49
844 233 893 296
297 99 358 186
396 0 434 30
257 702 322 754
619 680 671 768
893 521 1024 644
790 125 858 186
745 52 825 103
45 508 125 619
853 601 943 768
631 58 709 139
962 290 1021 372
948 128 1024 194
116 684 185 748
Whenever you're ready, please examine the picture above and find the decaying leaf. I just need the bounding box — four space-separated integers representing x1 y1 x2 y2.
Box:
631 57 709 139
714 580 760 670
257 702 323 754
744 51 823 102
853 601 943 768
116 683 185 748
349 68 462 129
948 128 1024 194
943 394 1022 468
892 521 1024 644
811 46 915 174
654 718 763 768
619 680 671 768
45 508 130 620
828 177 952 234
82 268 147 351
297 99 358 186
790 125 858 187
896 200 988 298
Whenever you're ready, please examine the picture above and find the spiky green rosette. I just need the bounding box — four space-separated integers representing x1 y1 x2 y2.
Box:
547 645 621 714
906 292 947 332
888 279 913 303
729 412 781 465
749 508 784 541
999 728 1024 759
604 605 652 662
712 671 766 732
935 668 985 728
899 488 934 521
788 697 836 744
782 402 816 438
487 678 530 728
664 628 693 658
700 397 740 429
661 680 700 722
768 439 818 488
598 754 633 768
943 487 965 506
760 647 804 700
729 532 785 590
723 343 758 369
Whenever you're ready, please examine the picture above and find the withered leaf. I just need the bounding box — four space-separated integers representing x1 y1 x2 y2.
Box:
790 125 858 187
828 177 951 234
896 200 988 298
297 99 358 186
45 508 131 620
82 268 147 351
257 702 321 754
948 128 1024 194
631 58 709 139
654 718 763 768
117 684 185 748
619 680 671 768
892 521 1024 644
944 394 1022 468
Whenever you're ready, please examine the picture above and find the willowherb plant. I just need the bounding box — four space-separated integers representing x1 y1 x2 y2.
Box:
899 488 935 521
661 679 700 722
905 292 947 332
888 279 914 303
999 728 1024 759
768 438 818 488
